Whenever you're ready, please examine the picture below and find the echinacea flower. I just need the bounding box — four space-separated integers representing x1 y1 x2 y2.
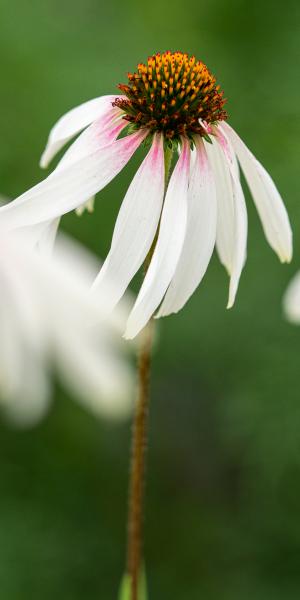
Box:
283 271 300 324
0 229 133 426
0 51 292 338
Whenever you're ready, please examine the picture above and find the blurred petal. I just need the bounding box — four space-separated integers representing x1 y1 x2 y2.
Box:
0 194 60 255
125 138 191 339
54 328 133 420
0 232 134 425
157 137 217 316
13 220 59 253
221 122 292 263
0 130 147 229
38 239 134 419
283 272 300 324
40 95 122 168
0 252 49 425
36 218 60 255
92 133 165 310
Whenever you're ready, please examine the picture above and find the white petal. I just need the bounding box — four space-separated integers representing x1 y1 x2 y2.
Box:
283 272 300 324
226 169 248 308
11 220 57 252
157 136 217 316
56 109 126 171
0 232 134 424
57 111 125 222
37 237 134 418
0 130 147 229
221 122 292 263
0 283 32 403
40 95 123 168
15 218 61 255
36 218 60 255
124 138 191 339
49 109 124 228
0 194 60 255
0 273 49 427
206 136 235 273
92 133 165 309
214 129 248 308
53 328 133 420
0 252 49 418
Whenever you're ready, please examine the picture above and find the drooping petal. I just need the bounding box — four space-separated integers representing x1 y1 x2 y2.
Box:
92 133 165 309
226 168 248 308
283 272 300 324
0 252 49 421
157 136 217 316
40 95 123 168
221 122 292 263
0 130 147 229
205 137 235 273
35 235 134 419
0 231 134 425
0 294 50 425
124 138 191 339
53 326 133 420
208 129 248 308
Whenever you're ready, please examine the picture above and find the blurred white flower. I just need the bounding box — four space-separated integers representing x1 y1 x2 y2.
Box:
0 52 292 339
0 231 133 426
283 272 300 324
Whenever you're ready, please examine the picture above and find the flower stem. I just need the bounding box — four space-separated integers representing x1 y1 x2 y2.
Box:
125 145 173 600
126 317 153 600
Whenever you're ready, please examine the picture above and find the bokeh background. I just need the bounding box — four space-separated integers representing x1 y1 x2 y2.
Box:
0 0 300 598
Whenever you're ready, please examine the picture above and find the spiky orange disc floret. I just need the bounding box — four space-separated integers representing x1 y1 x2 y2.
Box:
113 51 227 141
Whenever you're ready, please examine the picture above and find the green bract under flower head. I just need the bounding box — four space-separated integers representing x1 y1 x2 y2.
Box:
113 51 227 141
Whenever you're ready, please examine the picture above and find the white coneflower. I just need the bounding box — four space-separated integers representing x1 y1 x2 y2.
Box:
0 230 133 426
0 51 292 338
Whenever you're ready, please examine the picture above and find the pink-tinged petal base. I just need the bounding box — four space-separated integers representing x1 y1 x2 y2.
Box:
40 95 125 168
56 108 126 171
157 136 217 316
124 137 191 339
0 130 148 229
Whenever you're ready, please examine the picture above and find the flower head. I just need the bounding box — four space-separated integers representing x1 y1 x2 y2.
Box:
113 51 227 141
0 51 292 339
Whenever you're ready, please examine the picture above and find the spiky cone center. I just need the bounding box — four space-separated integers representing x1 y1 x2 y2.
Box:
113 51 227 142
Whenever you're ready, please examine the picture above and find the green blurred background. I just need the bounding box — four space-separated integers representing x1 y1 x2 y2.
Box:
0 0 300 598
